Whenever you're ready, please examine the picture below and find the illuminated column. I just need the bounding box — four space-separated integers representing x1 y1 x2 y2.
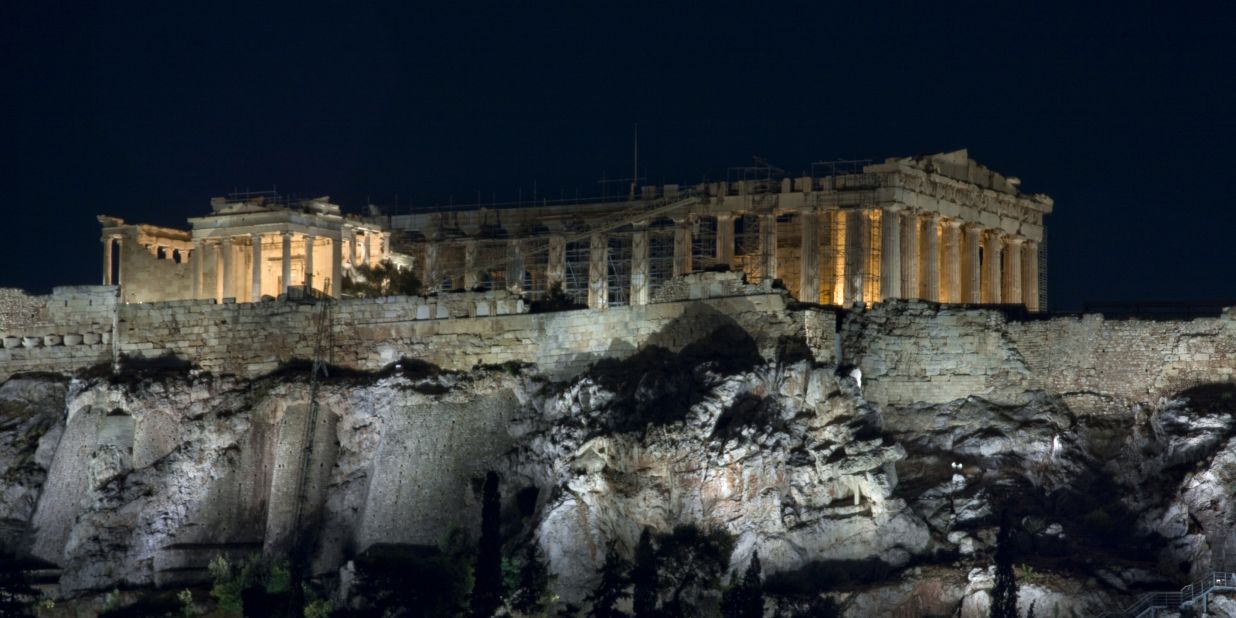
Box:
921 213 940 301
281 232 292 295
588 232 608 309
1024 241 1040 312
380 232 390 262
330 236 343 298
423 242 440 292
630 223 650 305
303 234 315 291
250 233 262 302
102 237 113 285
962 224 982 303
221 236 234 299
940 219 962 303
758 214 777 283
900 210 920 300
464 240 478 290
1004 236 1024 305
844 209 868 305
672 220 692 276
191 238 203 298
506 239 525 293
880 206 902 300
213 241 224 301
360 230 371 267
546 235 565 287
799 211 820 303
982 230 1003 304
822 209 842 304
715 213 735 267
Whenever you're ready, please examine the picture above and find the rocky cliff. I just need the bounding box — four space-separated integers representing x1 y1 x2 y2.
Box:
1 310 1234 617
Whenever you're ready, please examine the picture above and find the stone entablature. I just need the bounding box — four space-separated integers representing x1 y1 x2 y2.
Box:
383 149 1052 312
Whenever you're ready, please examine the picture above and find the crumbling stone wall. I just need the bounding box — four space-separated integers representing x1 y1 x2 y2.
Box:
0 287 116 377
0 288 46 333
842 301 1236 410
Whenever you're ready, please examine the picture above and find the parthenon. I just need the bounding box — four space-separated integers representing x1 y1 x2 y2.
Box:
97 149 1051 310
390 149 1051 311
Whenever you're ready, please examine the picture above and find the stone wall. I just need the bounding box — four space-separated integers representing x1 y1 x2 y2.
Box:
842 301 1236 410
0 287 116 377
114 290 823 379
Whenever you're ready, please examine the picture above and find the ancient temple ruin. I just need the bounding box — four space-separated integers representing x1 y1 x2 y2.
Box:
391 149 1052 311
97 150 1051 311
98 195 393 304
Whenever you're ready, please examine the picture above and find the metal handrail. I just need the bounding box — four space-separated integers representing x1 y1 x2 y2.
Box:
1099 571 1236 618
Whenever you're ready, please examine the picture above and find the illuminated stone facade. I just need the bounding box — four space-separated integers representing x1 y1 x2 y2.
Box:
99 195 392 304
391 149 1053 311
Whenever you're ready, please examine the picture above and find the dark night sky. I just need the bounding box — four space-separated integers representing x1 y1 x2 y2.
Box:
4 2 1234 308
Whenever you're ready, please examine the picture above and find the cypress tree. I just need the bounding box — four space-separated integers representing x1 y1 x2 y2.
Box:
585 545 630 618
740 551 763 618
990 513 1018 618
631 529 658 618
511 542 551 615
472 471 503 618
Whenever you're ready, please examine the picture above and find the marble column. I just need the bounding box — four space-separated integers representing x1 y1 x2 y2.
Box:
281 232 292 295
900 210 920 300
221 237 234 300
822 209 842 305
1024 241 1040 312
1004 237 1024 305
303 234 315 291
630 224 650 305
250 233 262 302
940 220 962 303
982 230 1004 304
464 241 479 290
921 214 940 302
102 237 113 285
880 206 902 300
844 209 868 306
506 239 525 293
588 232 607 309
715 213 735 267
546 235 565 287
330 236 343 298
799 211 821 303
960 225 983 303
758 213 777 283
672 221 692 277
360 231 371 267
192 239 204 298
213 241 224 302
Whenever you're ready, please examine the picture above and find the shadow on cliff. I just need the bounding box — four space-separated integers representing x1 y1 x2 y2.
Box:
578 304 765 436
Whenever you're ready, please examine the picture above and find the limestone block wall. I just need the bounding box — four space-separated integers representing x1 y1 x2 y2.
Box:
114 291 829 380
842 301 1236 410
0 287 117 378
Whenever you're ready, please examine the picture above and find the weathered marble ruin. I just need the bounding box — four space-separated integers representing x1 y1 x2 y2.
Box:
392 149 1052 311
99 194 393 304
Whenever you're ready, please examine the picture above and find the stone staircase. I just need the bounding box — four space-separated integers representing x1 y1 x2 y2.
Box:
1099 571 1235 617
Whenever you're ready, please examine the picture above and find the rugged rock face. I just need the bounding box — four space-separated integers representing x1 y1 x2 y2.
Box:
0 330 1233 616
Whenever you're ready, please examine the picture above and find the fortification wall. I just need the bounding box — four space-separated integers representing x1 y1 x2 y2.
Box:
0 287 116 377
115 290 827 379
842 301 1236 411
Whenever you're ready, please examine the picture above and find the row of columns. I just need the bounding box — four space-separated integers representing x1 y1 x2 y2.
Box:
418 208 1040 311
189 232 344 302
795 207 1040 310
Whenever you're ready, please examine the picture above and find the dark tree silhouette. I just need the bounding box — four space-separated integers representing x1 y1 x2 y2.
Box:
585 545 630 618
472 471 503 617
654 525 733 615
631 529 658 618
721 550 763 618
991 513 1019 618
511 543 552 615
